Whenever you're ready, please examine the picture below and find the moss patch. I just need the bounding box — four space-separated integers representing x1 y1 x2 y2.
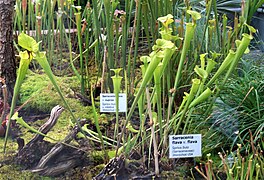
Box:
19 70 80 113
0 164 52 180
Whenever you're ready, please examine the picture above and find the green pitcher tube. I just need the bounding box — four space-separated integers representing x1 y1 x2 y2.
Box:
4 50 31 152
189 88 212 108
206 58 217 75
206 50 236 87
111 68 123 140
125 50 164 127
174 78 200 133
173 22 195 92
222 33 253 85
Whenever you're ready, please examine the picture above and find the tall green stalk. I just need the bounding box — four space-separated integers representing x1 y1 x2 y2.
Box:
212 0 221 49
46 0 54 64
21 0 27 32
222 14 228 56
131 0 142 93
90 86 107 161
91 0 103 75
153 63 163 137
14 0 22 32
75 11 85 95
103 0 119 90
121 0 133 75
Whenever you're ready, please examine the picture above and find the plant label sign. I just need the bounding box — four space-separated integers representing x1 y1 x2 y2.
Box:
169 134 202 158
100 93 127 112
